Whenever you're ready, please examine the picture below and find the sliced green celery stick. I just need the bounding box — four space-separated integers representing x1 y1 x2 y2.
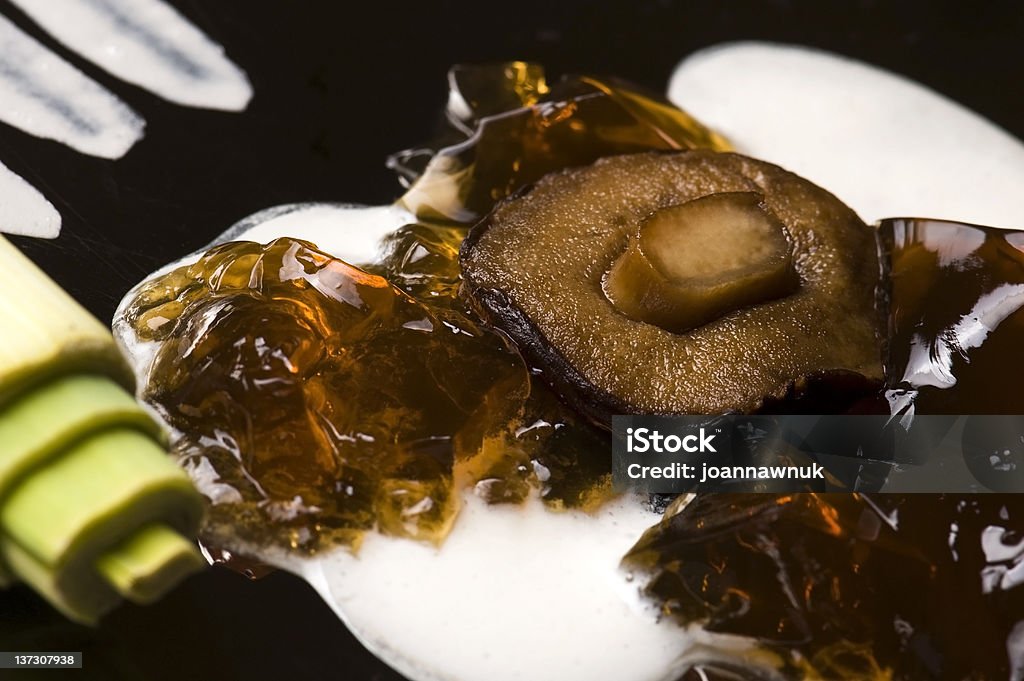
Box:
1 537 119 623
0 236 134 407
0 428 203 623
5 531 204 622
0 375 165 585
0 374 163 499
95 524 204 604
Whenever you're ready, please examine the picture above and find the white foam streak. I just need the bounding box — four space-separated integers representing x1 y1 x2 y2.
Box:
0 13 144 158
0 160 60 238
9 0 252 111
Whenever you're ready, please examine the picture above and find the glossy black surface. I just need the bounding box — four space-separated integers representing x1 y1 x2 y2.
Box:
1 1 1023 679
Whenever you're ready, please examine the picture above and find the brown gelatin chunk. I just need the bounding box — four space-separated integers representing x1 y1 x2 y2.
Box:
393 64 730 224
461 151 883 422
604 191 798 333
880 217 1024 415
622 493 1024 679
124 238 530 552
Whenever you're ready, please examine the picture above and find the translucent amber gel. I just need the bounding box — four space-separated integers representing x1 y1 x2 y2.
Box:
124 234 623 552
122 64 724 553
126 237 533 551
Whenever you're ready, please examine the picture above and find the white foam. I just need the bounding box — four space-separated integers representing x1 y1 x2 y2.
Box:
9 0 252 112
669 42 1024 228
284 494 761 681
0 13 144 159
0 160 60 238
216 202 414 263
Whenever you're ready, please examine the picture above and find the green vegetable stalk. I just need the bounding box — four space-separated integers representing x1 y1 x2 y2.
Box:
0 235 205 623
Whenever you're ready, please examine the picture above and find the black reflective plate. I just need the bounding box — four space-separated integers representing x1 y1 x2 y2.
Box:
1 1 1022 679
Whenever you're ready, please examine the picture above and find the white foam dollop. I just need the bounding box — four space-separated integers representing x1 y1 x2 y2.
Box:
0 161 60 238
669 42 1024 228
9 0 252 112
284 494 761 681
0 13 144 159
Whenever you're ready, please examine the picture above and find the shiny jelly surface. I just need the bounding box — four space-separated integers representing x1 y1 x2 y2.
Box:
391 62 730 224
623 493 1024 680
881 218 1024 415
126 238 532 550
124 235 613 553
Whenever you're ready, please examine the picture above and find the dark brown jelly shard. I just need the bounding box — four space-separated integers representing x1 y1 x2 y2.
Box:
366 220 617 508
881 218 1024 415
622 493 1024 680
123 238 531 551
461 151 884 425
372 221 467 305
389 62 730 225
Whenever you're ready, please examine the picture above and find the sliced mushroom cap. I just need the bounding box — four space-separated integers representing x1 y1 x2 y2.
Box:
460 151 883 424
